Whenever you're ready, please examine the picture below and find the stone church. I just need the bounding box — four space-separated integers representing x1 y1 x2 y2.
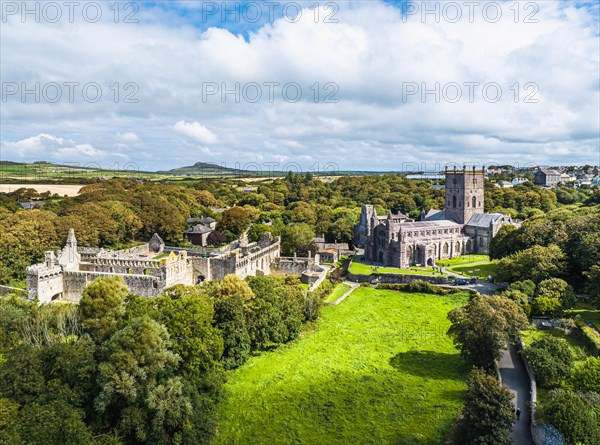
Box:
355 166 516 268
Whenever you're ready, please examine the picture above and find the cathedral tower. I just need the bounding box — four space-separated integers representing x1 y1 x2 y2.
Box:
444 165 485 224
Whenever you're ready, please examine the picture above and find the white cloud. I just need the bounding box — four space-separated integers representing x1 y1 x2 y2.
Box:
1 134 113 162
115 132 141 145
0 1 598 170
173 121 219 144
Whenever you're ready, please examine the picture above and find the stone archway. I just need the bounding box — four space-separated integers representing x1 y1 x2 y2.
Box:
51 293 62 301
378 250 384 264
196 275 205 284
427 258 434 266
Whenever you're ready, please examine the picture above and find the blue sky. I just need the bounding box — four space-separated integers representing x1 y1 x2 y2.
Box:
1 0 599 172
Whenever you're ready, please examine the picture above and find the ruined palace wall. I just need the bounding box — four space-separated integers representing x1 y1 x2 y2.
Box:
271 257 314 277
63 271 163 302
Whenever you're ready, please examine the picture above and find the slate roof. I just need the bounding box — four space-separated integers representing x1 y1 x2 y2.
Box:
423 209 446 221
185 225 213 234
398 220 461 230
465 213 505 228
19 201 45 210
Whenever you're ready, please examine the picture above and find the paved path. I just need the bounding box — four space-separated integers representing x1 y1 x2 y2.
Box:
325 281 359 306
499 345 534 445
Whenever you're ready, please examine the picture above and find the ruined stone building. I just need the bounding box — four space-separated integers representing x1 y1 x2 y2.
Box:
355 166 516 268
26 228 324 303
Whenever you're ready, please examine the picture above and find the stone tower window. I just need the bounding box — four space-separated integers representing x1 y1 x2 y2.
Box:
452 195 457 207
472 196 477 208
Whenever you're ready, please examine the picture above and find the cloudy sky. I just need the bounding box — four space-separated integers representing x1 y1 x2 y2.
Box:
1 0 599 173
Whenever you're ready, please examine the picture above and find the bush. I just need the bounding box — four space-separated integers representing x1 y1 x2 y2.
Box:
572 357 600 392
406 279 448 295
521 337 574 386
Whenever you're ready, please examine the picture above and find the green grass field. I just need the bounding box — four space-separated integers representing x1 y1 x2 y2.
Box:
324 283 352 303
214 287 470 445
348 261 447 277
436 255 489 267
566 303 600 323
447 262 498 279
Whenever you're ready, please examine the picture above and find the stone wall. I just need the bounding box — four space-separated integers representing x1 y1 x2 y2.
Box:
347 272 450 285
0 285 26 297
271 256 315 276
63 270 163 301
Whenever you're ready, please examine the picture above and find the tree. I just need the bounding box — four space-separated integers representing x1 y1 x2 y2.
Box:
213 294 251 369
8 399 93 445
495 244 567 284
447 295 528 371
95 317 181 442
506 280 536 299
453 368 514 445
218 206 250 237
78 276 128 344
206 230 227 246
531 295 563 317
584 265 600 307
217 275 254 302
521 337 574 386
572 357 600 393
501 289 531 316
281 223 315 256
536 278 576 309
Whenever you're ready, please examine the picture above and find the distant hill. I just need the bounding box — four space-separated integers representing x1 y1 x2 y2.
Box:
164 162 246 176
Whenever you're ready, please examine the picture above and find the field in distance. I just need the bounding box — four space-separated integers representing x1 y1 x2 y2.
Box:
215 287 470 445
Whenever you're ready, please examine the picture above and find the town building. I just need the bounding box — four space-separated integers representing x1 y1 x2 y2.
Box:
533 168 561 187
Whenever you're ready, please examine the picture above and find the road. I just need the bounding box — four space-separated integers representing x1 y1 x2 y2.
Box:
499 345 534 445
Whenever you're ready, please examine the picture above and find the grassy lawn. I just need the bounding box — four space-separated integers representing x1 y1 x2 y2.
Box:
437 255 489 267
215 287 470 445
348 260 447 277
324 283 352 303
447 262 498 279
566 302 600 323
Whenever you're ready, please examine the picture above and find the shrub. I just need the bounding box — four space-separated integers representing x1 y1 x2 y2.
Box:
407 279 448 295
521 337 574 386
572 357 600 392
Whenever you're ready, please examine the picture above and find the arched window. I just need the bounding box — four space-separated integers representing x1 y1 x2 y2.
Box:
455 242 461 253
472 196 477 208
452 195 457 208
443 243 449 255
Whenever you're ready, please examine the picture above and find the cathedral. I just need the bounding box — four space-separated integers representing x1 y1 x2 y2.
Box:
355 166 516 268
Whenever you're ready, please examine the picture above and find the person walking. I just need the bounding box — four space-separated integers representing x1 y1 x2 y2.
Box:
515 407 521 421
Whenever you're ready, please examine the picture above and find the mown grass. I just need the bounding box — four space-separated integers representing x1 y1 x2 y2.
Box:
566 303 600 323
215 287 470 445
348 260 447 277
324 283 352 303
437 255 489 267
447 262 498 279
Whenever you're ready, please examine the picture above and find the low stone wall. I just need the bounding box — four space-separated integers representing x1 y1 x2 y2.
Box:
518 338 565 445
347 272 450 285
0 285 26 297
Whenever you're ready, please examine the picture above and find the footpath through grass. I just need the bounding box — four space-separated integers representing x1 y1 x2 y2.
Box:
324 282 352 303
215 287 470 445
